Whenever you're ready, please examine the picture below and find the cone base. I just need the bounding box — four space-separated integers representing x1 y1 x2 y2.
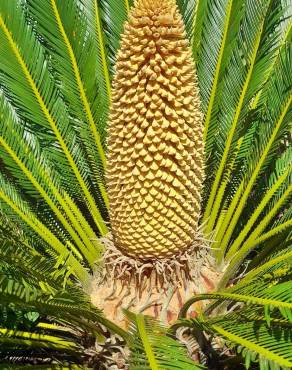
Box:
87 233 222 329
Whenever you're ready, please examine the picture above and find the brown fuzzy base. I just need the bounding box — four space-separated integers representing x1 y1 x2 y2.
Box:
87 232 222 328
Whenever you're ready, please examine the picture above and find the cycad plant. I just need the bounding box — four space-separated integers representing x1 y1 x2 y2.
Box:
0 0 291 369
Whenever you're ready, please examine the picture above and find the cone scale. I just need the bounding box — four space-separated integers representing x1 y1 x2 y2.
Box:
107 0 204 260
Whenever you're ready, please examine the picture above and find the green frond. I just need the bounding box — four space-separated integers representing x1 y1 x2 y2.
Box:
126 311 202 370
210 320 292 370
0 217 126 341
0 304 90 366
25 0 109 208
88 0 113 103
190 0 208 59
214 41 292 265
179 289 292 321
246 227 291 273
220 183 291 287
176 0 197 42
230 245 292 291
0 0 107 234
0 255 127 340
178 312 292 369
0 239 66 295
205 137 243 237
206 0 288 205
98 0 130 72
220 267 292 320
198 0 242 143
225 167 291 260
178 273 292 370
0 91 103 267
202 0 288 230
203 0 272 220
0 176 90 283
0 327 80 351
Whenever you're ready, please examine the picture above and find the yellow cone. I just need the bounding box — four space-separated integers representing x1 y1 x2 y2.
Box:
107 0 204 259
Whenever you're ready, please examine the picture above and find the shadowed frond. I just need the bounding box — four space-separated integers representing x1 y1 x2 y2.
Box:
0 219 127 339
176 0 197 42
0 173 89 282
126 311 202 370
98 0 131 72
178 273 292 370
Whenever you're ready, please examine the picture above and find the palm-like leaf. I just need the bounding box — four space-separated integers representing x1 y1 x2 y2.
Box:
0 0 107 235
201 315 292 370
126 311 202 370
196 0 292 290
26 0 109 201
178 270 292 369
0 214 127 366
